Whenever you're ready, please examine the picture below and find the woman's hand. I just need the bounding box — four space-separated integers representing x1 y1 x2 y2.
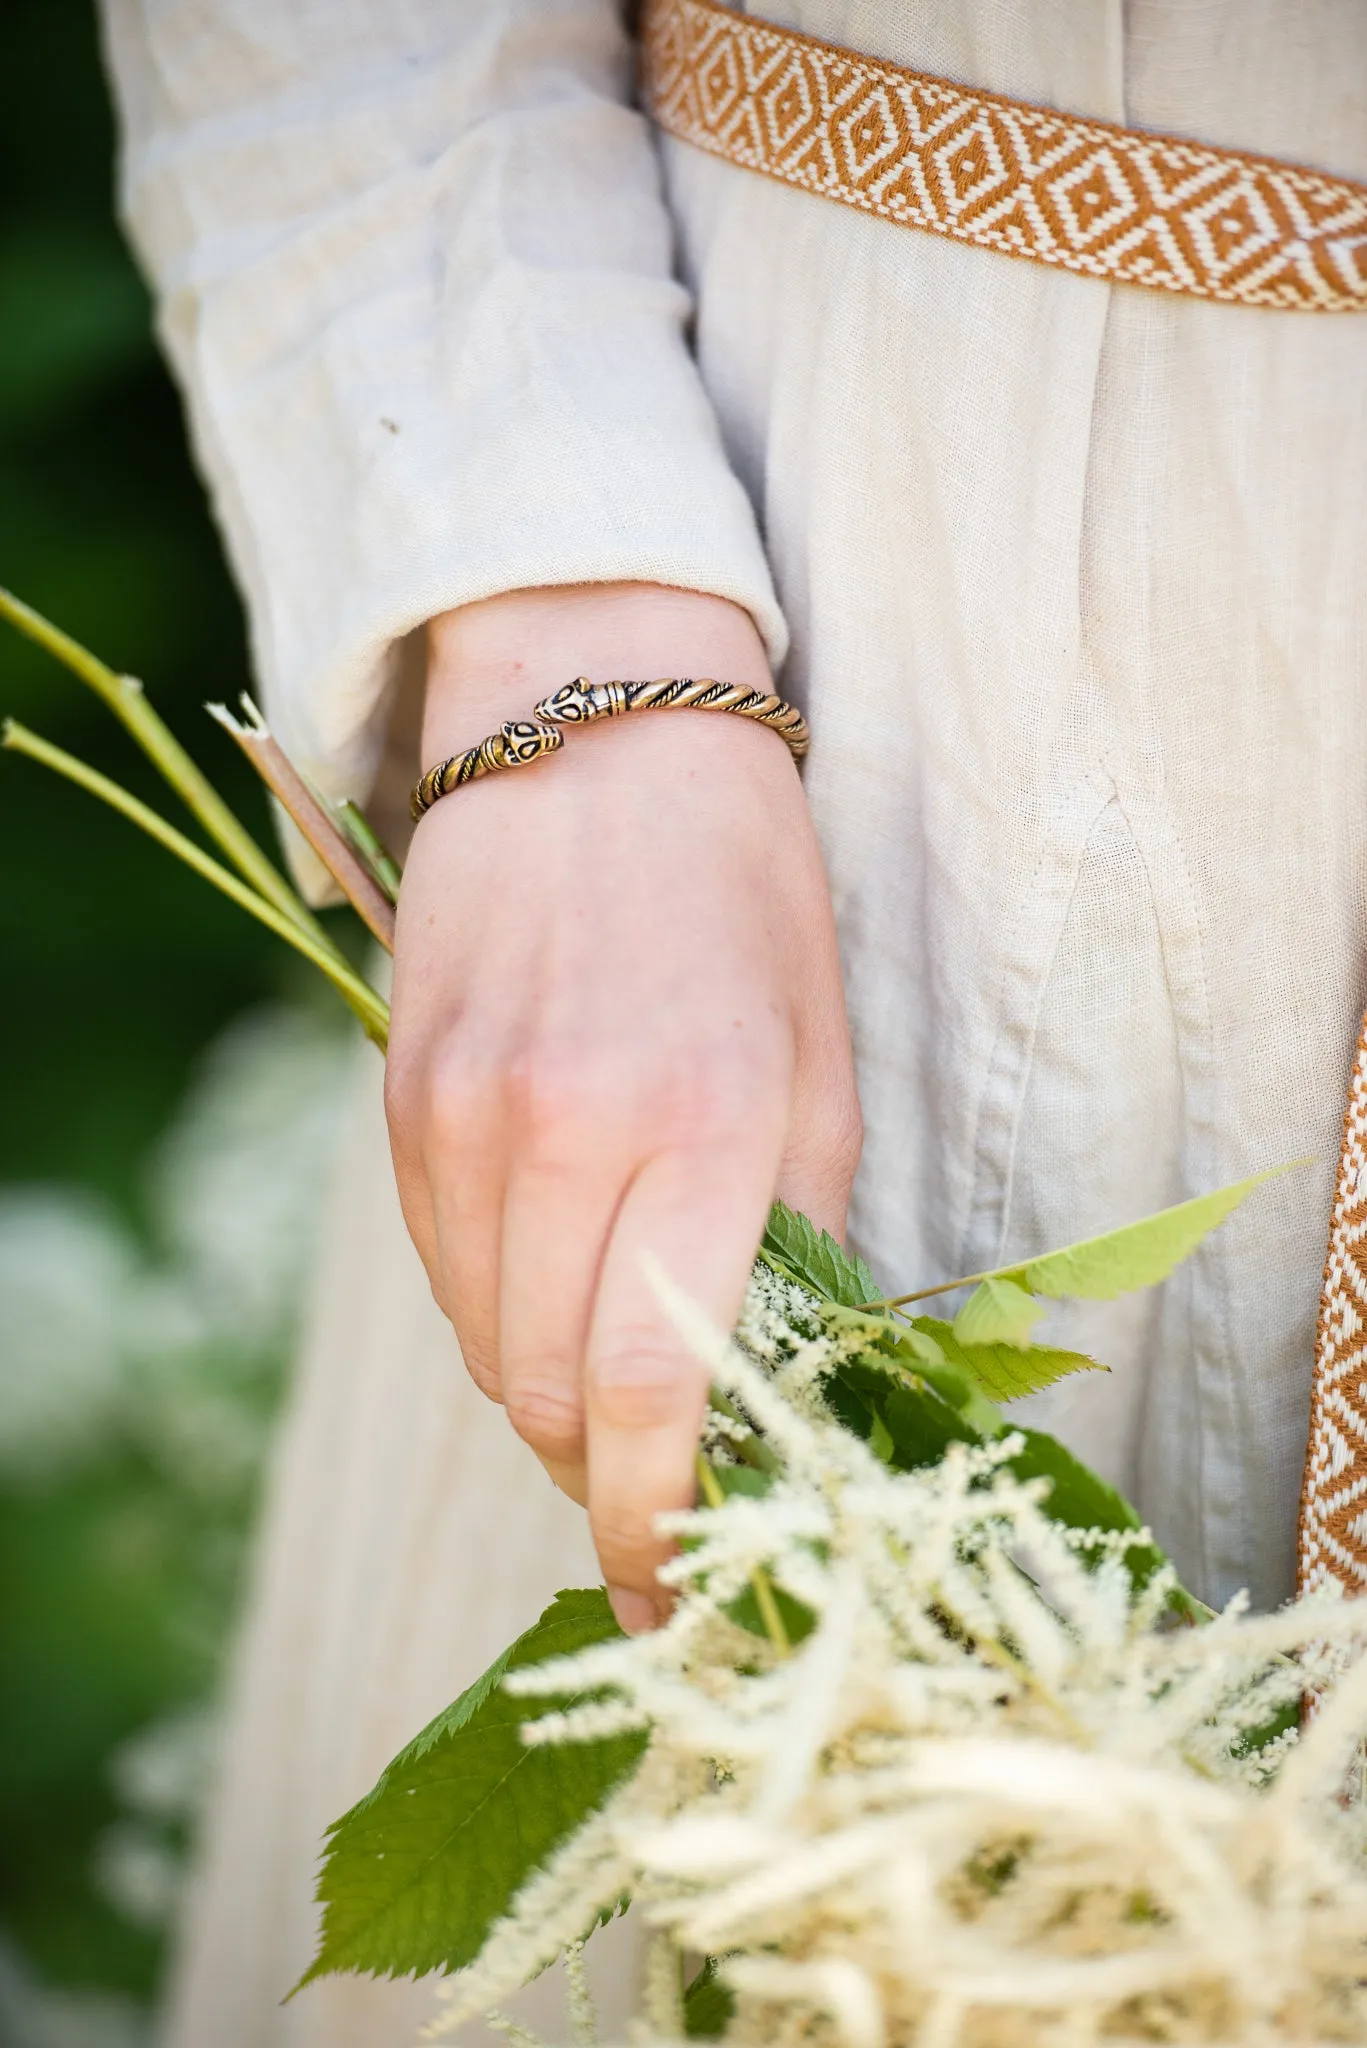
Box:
385 583 860 1631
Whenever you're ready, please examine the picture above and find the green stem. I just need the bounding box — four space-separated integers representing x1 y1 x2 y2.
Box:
695 1452 791 1657
0 587 336 956
870 1263 1014 1313
335 798 403 904
707 1386 780 1474
3 722 390 1047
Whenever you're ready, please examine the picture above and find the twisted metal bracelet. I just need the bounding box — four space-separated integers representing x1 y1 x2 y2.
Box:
411 675 809 820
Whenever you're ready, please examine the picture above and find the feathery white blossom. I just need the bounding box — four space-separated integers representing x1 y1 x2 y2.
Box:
429 1262 1367 2048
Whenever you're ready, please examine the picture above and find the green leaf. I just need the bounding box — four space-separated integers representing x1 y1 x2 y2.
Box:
1004 1427 1174 1594
684 1956 737 2039
914 1317 1104 1404
701 1466 818 1645
952 1277 1045 1348
707 1464 775 1502
295 1589 646 1990
1007 1426 1141 1538
761 1200 877 1308
1006 1168 1290 1303
875 1327 1002 1438
818 1346 1205 1615
904 1324 947 1367
830 1356 983 1472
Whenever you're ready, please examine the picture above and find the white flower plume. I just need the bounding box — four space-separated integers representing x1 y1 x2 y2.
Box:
429 1260 1367 2048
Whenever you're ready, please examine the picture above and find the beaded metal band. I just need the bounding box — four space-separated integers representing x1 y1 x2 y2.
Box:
411 675 809 819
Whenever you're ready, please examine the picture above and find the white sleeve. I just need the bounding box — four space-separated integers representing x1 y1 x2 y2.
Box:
97 0 786 811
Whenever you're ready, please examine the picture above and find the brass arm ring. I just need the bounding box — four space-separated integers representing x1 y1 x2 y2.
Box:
411 676 809 820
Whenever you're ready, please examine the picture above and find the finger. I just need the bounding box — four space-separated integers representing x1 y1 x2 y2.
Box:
419 1041 510 1402
774 1068 864 1244
383 1054 442 1302
497 1099 631 1488
772 917 863 1243
584 1136 782 1629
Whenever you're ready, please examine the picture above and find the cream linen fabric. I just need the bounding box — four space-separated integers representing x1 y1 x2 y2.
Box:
149 1046 642 2046
97 2 1367 2044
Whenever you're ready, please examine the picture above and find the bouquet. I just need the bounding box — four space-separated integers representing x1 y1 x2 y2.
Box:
7 592 1367 2048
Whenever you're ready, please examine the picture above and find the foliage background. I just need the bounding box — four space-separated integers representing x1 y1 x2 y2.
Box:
0 3 353 2034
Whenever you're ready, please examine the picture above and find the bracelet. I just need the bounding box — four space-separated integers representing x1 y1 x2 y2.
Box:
411 675 809 820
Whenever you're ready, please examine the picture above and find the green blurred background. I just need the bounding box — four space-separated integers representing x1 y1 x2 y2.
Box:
0 3 355 2035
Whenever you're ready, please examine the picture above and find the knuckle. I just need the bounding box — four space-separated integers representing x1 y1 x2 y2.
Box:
503 1371 585 1458
509 1036 780 1161
424 1038 497 1150
464 1358 505 1405
589 1336 703 1433
651 1043 776 1149
452 1322 503 1402
590 1507 667 1574
506 1045 621 1151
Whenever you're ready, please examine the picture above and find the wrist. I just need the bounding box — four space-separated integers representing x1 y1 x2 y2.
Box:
422 582 773 760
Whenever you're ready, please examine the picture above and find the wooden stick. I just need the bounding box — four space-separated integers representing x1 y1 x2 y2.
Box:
206 699 396 953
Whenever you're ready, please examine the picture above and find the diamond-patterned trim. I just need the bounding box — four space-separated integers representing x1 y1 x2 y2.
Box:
642 0 1367 312
1301 1014 1367 1597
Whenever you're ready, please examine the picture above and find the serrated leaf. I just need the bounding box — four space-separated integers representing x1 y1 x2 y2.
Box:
1004 1426 1175 1595
904 1325 946 1367
1007 1425 1212 1620
1007 1167 1290 1303
684 1956 736 2038
953 1276 1045 1348
295 1589 645 1990
875 1327 1002 1437
913 1316 1104 1403
819 1353 1203 1614
1007 1426 1142 1539
831 1356 982 1472
761 1200 877 1308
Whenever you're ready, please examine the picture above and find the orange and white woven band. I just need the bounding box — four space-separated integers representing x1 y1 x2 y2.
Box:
641 0 1367 313
1300 1018 1367 1600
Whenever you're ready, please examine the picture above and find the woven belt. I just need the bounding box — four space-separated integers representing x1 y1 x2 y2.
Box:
641 0 1367 312
1300 1021 1367 1600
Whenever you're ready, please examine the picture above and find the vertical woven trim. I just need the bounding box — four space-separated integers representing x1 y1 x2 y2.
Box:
1300 1013 1367 1596
642 0 1367 312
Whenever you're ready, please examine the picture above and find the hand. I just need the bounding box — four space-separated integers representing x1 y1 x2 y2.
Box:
385 583 861 1630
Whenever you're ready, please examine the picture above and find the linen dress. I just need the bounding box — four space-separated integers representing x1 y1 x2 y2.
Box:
98 2 1367 2042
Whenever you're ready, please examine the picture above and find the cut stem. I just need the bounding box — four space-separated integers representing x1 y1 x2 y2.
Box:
207 698 396 952
695 1453 791 1657
3 721 390 1047
0 587 335 955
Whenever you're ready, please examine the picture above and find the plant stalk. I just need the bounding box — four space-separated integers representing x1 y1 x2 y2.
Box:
0 587 335 955
335 798 403 903
707 1387 780 1474
207 699 396 952
696 1453 791 1657
3 721 390 1047
871 1264 1014 1312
